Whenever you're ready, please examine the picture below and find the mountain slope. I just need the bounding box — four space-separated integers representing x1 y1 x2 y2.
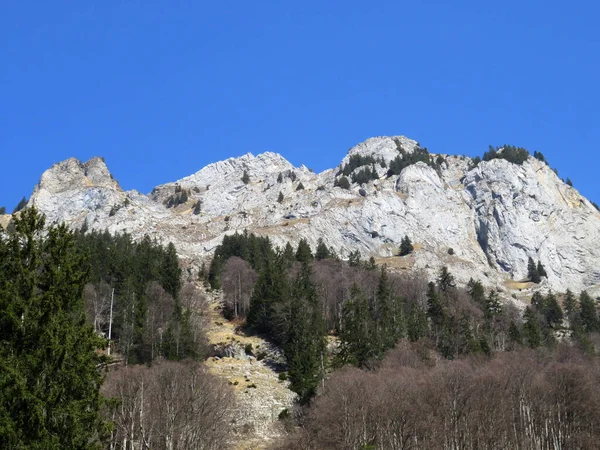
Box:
23 136 600 295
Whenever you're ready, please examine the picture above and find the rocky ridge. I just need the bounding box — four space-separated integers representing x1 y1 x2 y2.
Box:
19 136 600 297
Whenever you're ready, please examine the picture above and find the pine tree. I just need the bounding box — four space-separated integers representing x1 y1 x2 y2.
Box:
0 208 107 448
277 191 284 203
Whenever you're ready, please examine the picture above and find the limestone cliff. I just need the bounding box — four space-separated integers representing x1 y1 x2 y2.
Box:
26 136 600 297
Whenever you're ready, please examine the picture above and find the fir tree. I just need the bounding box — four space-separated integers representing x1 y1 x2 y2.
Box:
12 196 28 213
339 284 375 367
284 263 326 404
0 208 108 448
437 266 455 292
399 235 413 256
579 291 599 333
485 290 502 319
315 238 331 260
295 238 313 263
528 257 541 283
563 289 577 321
467 278 485 307
523 307 542 348
537 260 547 278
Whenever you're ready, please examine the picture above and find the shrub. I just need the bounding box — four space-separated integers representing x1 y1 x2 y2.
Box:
244 343 253 355
448 248 455 255
296 182 305 191
278 372 288 381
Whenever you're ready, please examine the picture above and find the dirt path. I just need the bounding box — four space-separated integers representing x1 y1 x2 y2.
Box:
203 291 296 450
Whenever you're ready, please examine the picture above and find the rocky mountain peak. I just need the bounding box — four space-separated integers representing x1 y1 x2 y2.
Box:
25 136 600 299
34 157 119 196
340 135 421 169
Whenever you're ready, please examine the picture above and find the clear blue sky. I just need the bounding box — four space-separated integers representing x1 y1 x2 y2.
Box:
2 1 599 210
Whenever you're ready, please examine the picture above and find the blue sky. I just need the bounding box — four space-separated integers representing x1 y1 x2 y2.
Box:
1 1 599 210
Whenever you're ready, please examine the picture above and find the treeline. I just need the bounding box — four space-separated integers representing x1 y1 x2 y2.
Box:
75 230 205 364
277 344 600 450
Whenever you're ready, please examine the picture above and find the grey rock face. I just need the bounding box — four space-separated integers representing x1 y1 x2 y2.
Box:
27 137 600 295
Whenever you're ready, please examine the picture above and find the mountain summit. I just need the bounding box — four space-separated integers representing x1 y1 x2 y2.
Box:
24 136 600 297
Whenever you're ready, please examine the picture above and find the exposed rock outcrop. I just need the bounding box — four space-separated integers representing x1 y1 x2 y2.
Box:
26 136 600 295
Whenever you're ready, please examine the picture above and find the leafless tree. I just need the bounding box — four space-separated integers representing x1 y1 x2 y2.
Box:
102 360 235 450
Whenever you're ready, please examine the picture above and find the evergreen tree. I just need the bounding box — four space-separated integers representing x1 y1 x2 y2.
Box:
193 200 202 215
348 250 362 267
296 182 305 191
467 278 485 307
277 191 284 203
0 208 107 448
284 263 326 404
508 321 523 348
406 302 427 342
161 242 182 299
484 289 502 319
543 292 563 329
564 289 577 321
528 257 541 283
12 196 28 213
247 257 288 337
537 260 547 278
315 238 331 260
399 235 414 256
0 206 5 215
295 238 313 263
579 291 599 333
523 307 542 348
334 176 350 190
339 283 375 367
241 170 250 184
437 266 455 292
426 282 444 326
277 173 283 183
375 267 399 353
280 242 296 269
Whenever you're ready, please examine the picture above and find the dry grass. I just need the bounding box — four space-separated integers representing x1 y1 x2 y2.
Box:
504 279 535 290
